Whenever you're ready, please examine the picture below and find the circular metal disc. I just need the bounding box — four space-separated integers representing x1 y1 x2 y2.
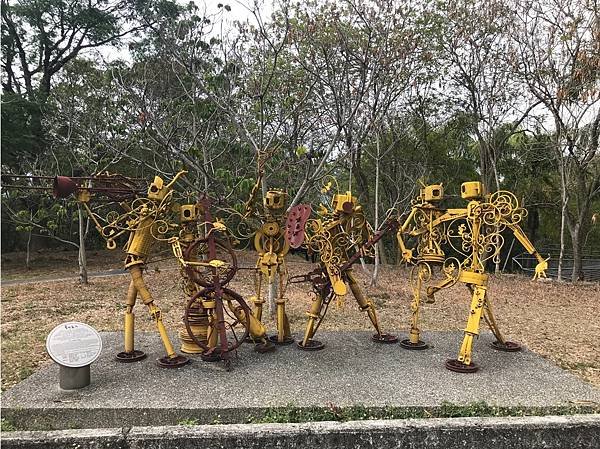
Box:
445 358 479 373
372 333 399 344
297 339 325 351
268 335 295 346
115 350 147 363
490 340 522 352
399 338 429 350
156 355 190 368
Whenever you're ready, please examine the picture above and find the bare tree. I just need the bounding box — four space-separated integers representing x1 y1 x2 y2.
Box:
511 0 600 281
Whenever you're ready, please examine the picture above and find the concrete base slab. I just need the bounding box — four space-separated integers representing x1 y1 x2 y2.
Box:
2 331 600 430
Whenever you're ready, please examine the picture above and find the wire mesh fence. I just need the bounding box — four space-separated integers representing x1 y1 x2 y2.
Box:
511 245 600 282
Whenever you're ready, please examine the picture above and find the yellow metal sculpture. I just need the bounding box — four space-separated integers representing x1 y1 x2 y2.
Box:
288 179 398 350
250 190 294 346
63 171 190 367
397 181 548 372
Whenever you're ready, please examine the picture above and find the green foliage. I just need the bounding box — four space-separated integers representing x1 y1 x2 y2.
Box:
0 93 44 169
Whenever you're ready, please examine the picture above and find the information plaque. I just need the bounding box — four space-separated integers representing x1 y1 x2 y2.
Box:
46 322 102 389
46 322 102 367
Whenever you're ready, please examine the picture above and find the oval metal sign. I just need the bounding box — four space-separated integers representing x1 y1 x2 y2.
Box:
46 322 102 368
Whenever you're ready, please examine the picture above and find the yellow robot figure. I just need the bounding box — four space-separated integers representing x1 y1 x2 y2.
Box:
288 184 397 350
396 183 462 350
398 181 549 372
78 171 190 367
251 190 294 346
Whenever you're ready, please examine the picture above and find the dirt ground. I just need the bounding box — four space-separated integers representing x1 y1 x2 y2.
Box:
1 250 599 391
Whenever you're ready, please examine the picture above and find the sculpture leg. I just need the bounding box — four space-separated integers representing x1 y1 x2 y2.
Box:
270 269 294 345
346 270 397 344
200 309 222 362
400 265 428 350
445 283 486 373
225 296 275 354
129 265 189 368
297 289 326 351
484 299 522 352
252 266 265 323
246 268 265 344
115 279 147 362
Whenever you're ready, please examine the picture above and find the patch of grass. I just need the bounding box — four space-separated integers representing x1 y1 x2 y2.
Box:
559 361 599 371
18 366 35 381
178 418 200 426
1 418 17 432
245 401 600 424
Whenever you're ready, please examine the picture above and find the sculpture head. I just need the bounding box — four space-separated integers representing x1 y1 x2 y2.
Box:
263 190 287 211
461 181 485 200
332 191 357 214
420 184 444 203
147 171 187 202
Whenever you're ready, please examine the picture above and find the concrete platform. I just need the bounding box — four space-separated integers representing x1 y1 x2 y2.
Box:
2 331 600 430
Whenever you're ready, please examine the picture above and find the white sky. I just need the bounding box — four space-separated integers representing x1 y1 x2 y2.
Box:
94 0 274 63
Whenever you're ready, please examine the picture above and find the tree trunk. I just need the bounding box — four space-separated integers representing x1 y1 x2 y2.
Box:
370 136 381 287
25 229 32 270
78 204 88 284
570 225 584 282
557 162 568 282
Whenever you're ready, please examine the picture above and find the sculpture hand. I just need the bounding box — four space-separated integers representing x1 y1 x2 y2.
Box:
532 258 549 281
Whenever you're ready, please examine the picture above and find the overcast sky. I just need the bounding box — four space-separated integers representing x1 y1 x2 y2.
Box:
94 0 274 63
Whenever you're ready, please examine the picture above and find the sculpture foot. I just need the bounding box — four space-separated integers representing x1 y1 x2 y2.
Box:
268 335 295 346
297 339 325 351
445 359 479 373
372 333 398 344
115 350 147 363
399 338 429 350
157 355 190 368
490 340 521 352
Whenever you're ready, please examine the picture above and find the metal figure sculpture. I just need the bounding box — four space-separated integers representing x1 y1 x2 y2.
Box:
287 180 398 350
397 181 549 372
223 166 295 349
249 189 295 346
55 171 190 367
171 196 273 369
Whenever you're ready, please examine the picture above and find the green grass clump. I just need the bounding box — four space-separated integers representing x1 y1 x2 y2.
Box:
244 401 600 424
1 418 17 432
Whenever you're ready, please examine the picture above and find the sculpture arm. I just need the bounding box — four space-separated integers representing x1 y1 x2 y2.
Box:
396 208 417 262
506 223 548 280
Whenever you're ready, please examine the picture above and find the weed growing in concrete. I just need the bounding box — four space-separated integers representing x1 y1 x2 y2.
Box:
1 418 16 432
245 401 600 424
177 418 199 426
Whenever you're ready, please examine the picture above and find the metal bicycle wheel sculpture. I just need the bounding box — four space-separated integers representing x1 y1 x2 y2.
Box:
178 197 272 369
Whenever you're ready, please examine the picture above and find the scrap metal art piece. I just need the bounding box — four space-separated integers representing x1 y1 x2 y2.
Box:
172 196 272 370
222 172 296 350
250 190 295 346
287 179 398 350
55 171 191 368
397 181 549 372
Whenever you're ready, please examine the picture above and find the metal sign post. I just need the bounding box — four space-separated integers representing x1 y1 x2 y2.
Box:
46 322 102 390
